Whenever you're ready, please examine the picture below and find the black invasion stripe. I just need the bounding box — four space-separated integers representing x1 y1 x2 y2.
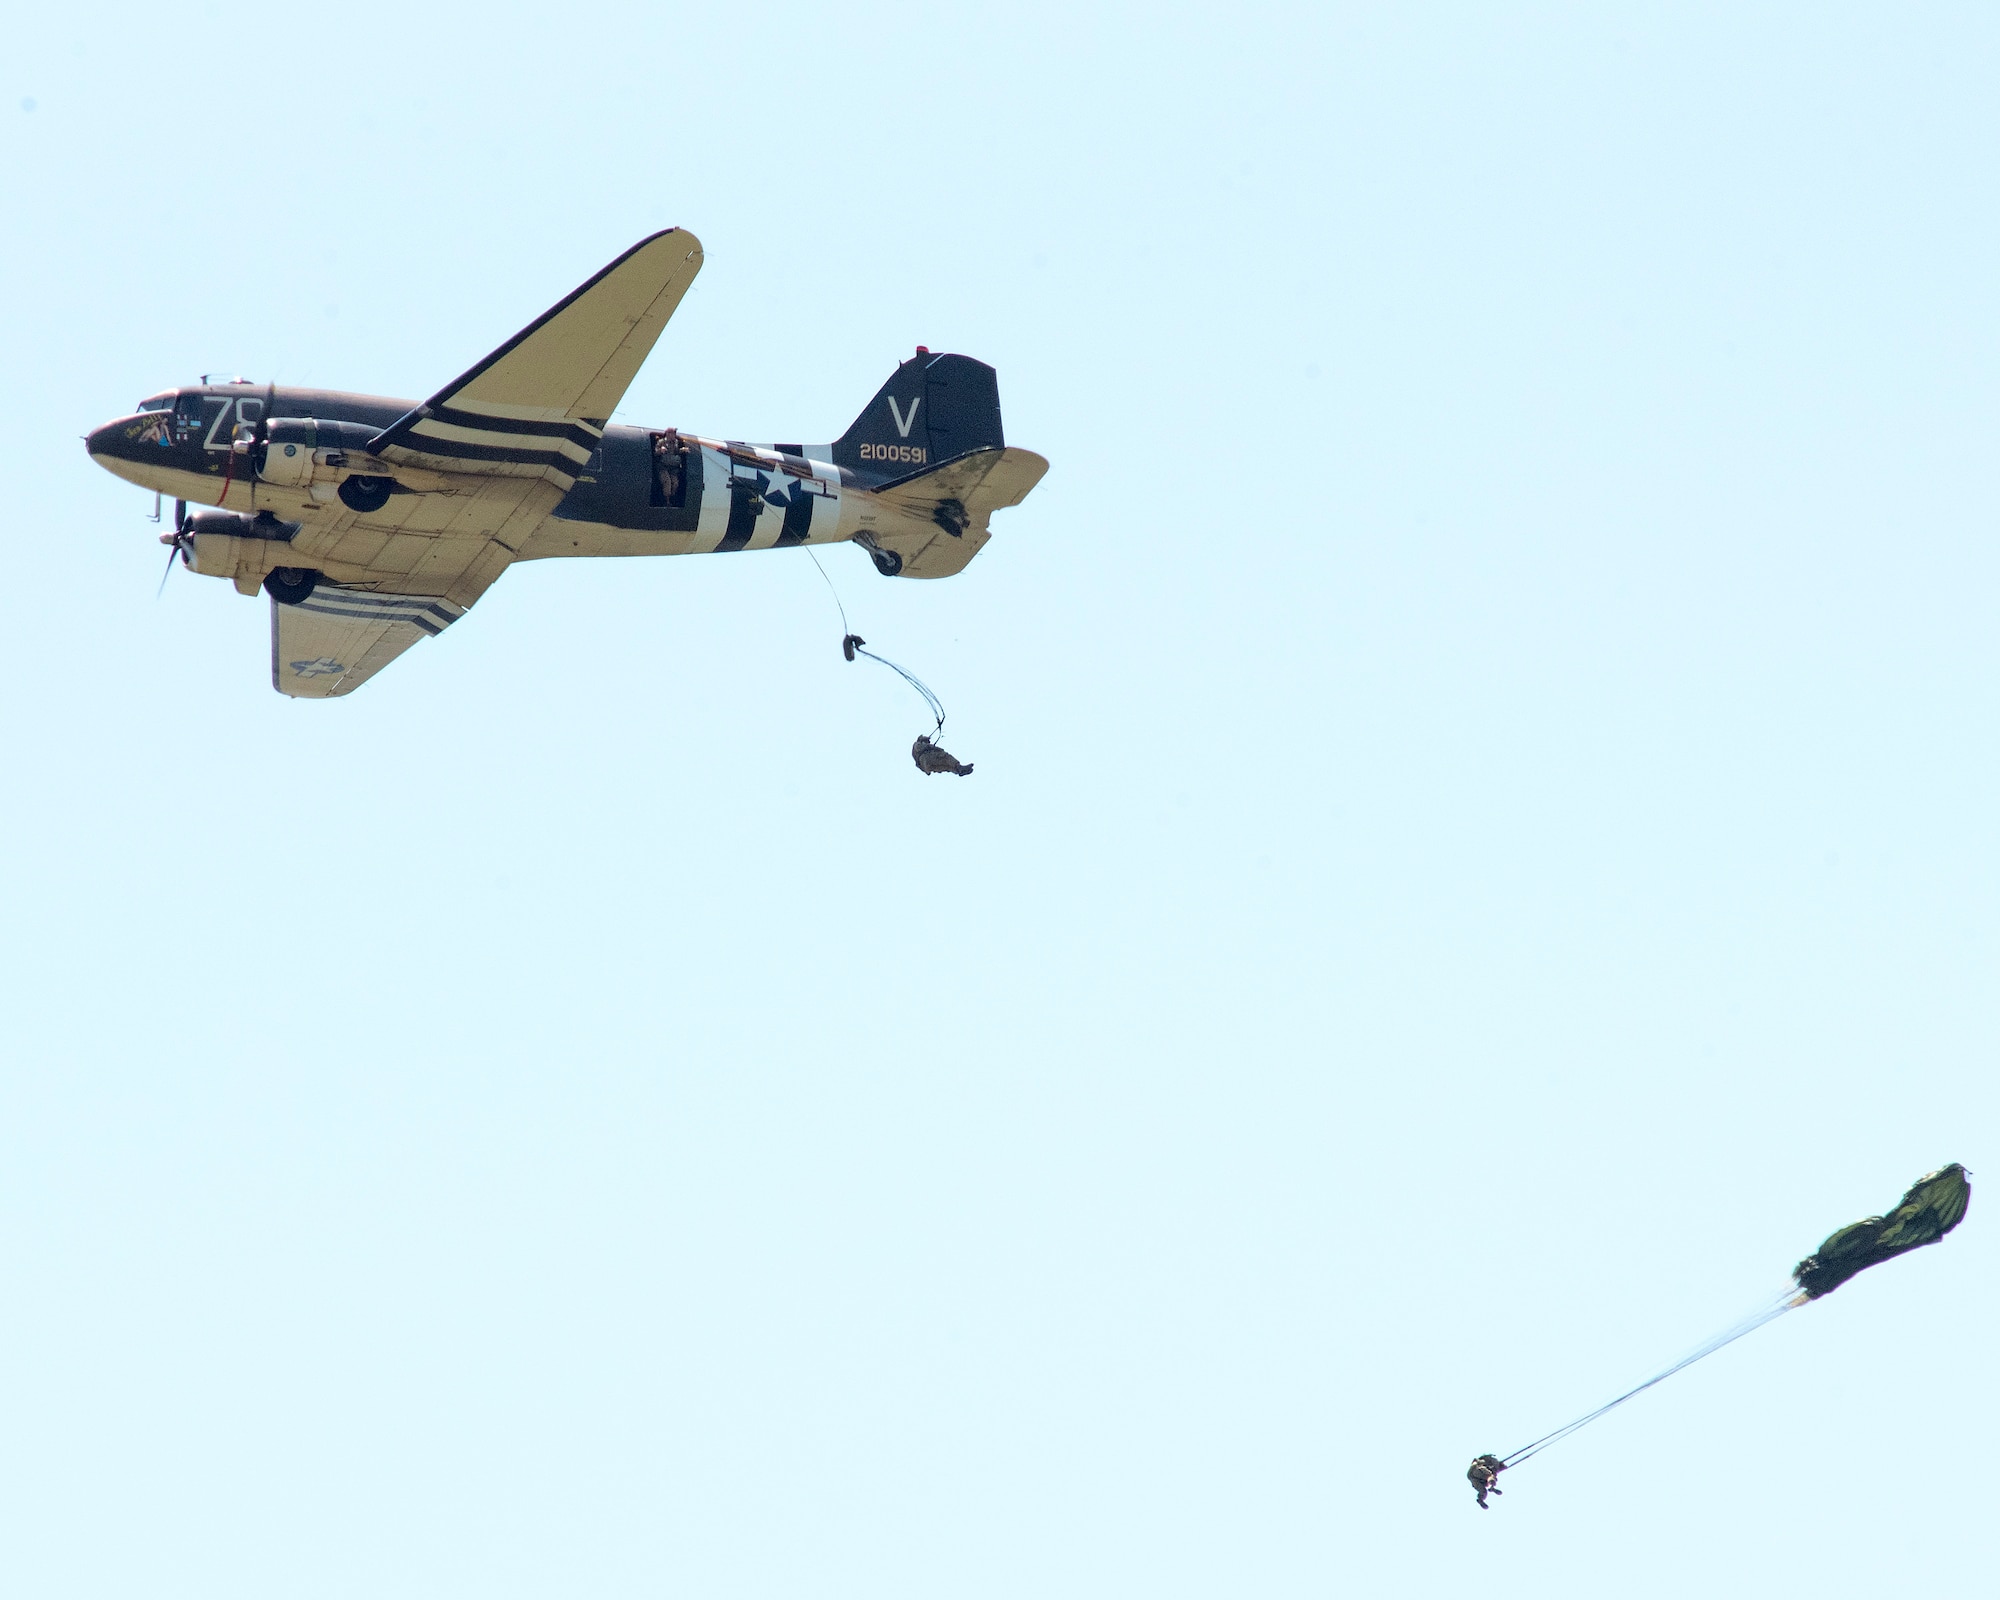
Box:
370 229 691 451
429 404 602 450
391 435 582 474
411 420 590 462
306 589 457 610
298 602 441 624
776 493 813 548
300 594 458 618
295 613 409 629
718 486 759 552
773 443 802 456
385 610 458 634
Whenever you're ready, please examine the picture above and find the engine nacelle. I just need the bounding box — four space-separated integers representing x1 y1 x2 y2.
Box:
256 417 380 487
184 510 300 580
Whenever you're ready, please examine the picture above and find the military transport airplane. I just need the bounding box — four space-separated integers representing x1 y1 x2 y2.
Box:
85 228 1047 697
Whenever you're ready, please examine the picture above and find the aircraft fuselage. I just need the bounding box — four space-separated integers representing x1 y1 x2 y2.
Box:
88 382 906 595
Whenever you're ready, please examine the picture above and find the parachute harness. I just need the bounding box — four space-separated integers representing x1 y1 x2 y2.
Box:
808 546 949 741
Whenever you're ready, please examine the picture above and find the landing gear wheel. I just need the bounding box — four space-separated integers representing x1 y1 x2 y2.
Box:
264 567 321 606
338 475 393 513
868 545 903 577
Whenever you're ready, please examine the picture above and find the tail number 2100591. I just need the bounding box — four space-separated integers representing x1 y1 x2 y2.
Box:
860 443 927 463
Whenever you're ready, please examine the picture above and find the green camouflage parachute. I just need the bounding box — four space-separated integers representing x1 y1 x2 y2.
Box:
1792 1163 1971 1300
1472 1163 1971 1505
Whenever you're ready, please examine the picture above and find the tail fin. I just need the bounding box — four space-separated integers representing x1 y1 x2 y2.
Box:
833 350 1003 477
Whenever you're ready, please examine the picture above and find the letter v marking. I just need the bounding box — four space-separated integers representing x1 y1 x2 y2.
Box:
886 395 921 438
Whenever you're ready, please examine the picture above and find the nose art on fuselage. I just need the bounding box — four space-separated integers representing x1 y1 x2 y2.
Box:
86 412 178 486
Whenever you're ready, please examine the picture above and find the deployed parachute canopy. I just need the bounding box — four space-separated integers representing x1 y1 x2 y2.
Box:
1472 1162 1971 1507
807 552 966 773
1792 1163 1971 1300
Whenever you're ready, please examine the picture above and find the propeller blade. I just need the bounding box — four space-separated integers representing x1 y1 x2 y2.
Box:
255 381 276 455
156 538 181 599
174 498 187 533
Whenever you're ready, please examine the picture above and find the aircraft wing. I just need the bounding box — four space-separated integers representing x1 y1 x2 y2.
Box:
289 228 704 633
368 227 704 489
272 585 469 699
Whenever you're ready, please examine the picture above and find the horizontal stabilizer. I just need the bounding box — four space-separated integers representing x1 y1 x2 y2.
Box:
864 446 1049 578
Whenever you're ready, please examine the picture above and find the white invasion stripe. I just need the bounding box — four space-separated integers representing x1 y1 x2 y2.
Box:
806 487 841 542
296 607 456 630
300 592 463 623
297 596 451 614
300 588 461 608
412 418 594 463
743 494 787 551
390 448 561 480
694 446 732 546
436 400 601 427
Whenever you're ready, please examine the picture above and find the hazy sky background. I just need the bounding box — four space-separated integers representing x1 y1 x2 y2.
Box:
2 5 1992 1596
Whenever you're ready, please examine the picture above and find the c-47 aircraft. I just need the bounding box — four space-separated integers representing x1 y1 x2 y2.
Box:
85 228 1047 697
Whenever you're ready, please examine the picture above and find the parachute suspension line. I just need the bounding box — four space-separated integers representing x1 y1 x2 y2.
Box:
806 546 852 641
853 646 946 735
805 545 948 737
1499 1291 1800 1470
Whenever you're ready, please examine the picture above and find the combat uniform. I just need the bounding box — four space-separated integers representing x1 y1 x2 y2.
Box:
912 735 973 777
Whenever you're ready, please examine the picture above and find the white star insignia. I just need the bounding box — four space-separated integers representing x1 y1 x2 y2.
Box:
758 467 794 508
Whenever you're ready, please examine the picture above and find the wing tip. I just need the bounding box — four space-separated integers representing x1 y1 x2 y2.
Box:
635 225 703 261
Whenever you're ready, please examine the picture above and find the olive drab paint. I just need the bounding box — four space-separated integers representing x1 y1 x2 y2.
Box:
831 350 1006 474
1791 1163 1971 1300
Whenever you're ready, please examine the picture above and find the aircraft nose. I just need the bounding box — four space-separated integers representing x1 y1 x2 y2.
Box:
86 411 175 485
86 413 159 463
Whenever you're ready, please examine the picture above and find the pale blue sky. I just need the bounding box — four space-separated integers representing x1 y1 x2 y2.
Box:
2 5 1992 1596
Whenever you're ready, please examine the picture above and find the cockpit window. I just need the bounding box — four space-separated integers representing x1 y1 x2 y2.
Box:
135 394 173 412
174 391 206 426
